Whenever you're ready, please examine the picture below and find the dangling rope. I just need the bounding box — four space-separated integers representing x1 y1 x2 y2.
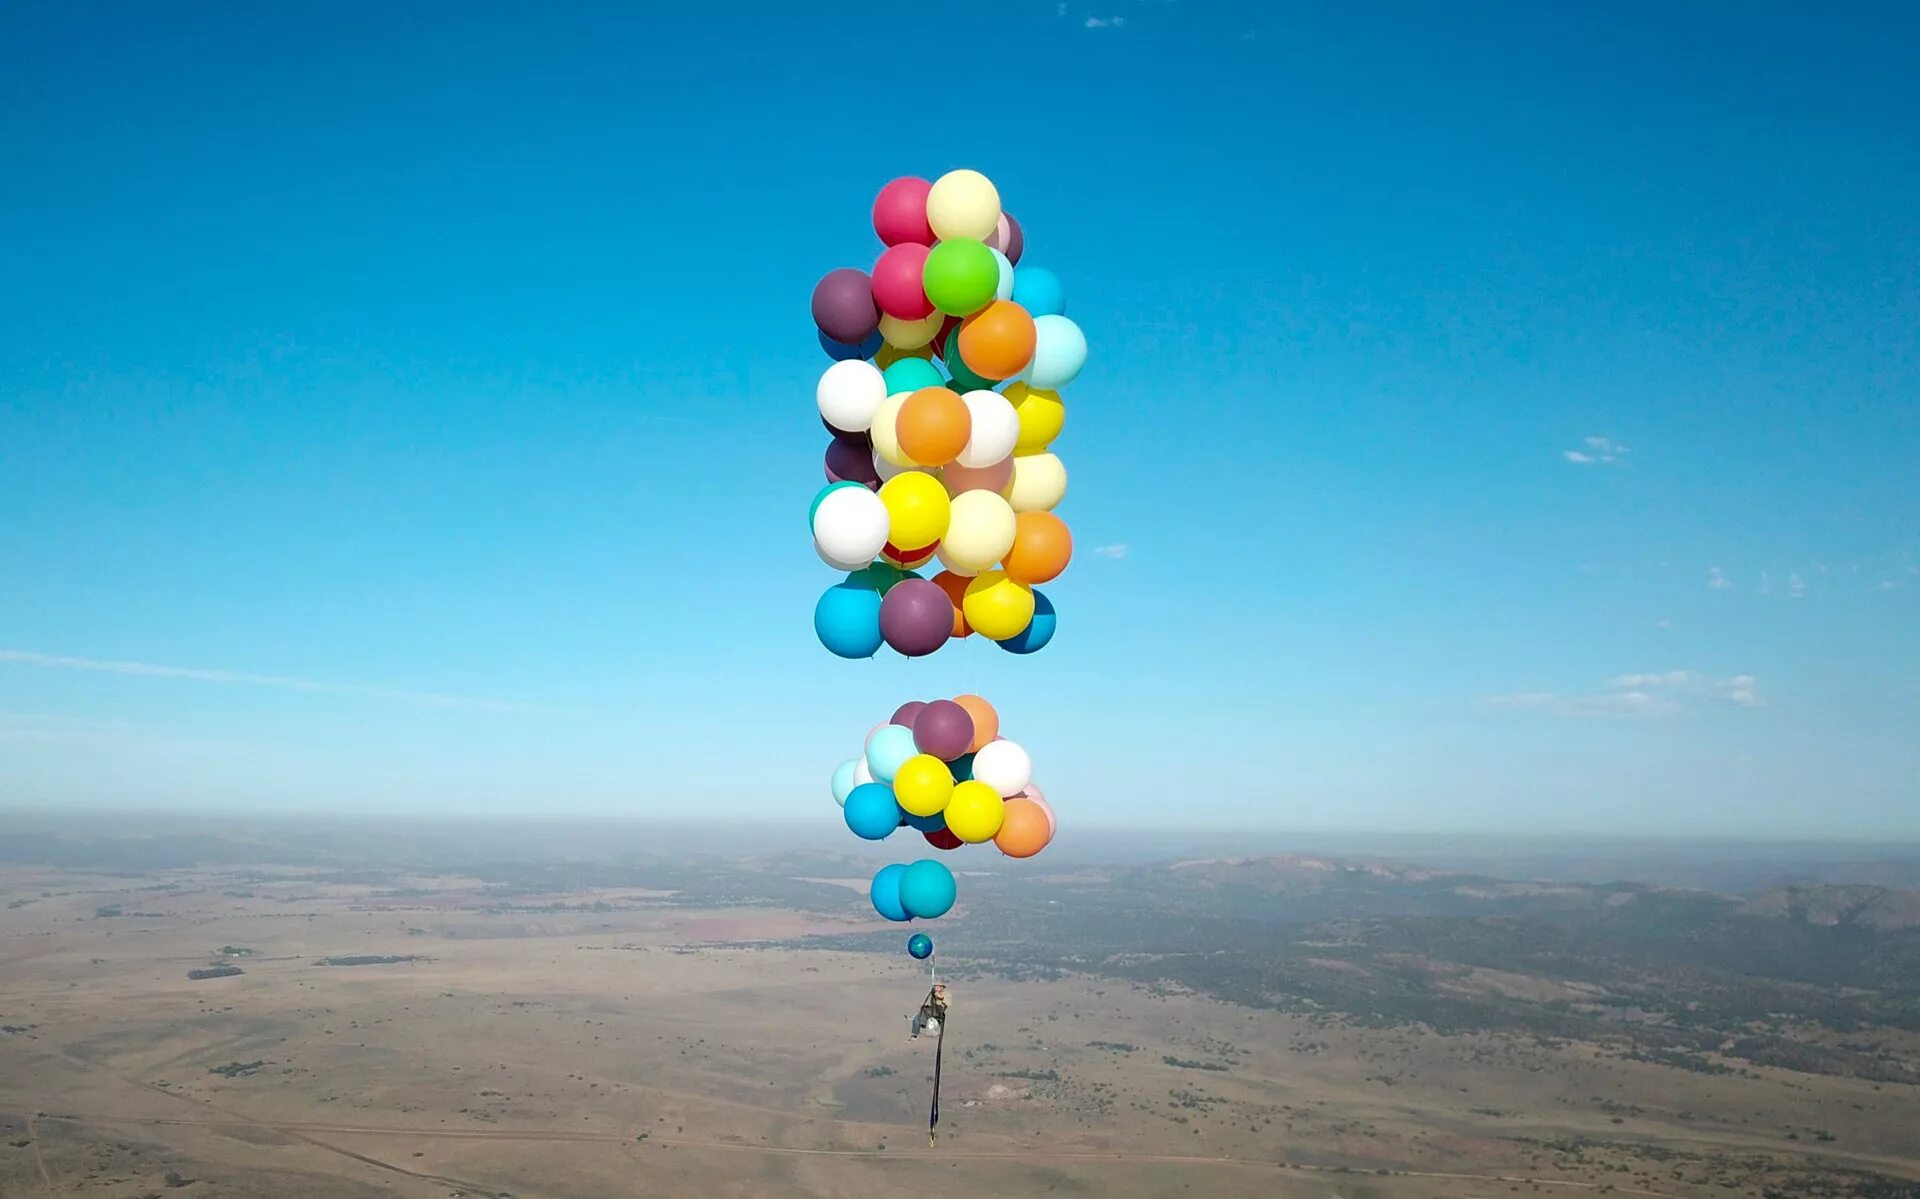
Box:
925 951 945 1145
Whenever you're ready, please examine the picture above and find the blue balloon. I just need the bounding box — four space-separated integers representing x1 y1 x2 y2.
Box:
845 783 904 841
948 752 976 783
907 933 934 959
1011 266 1065 318
882 357 944 396
864 724 918 783
831 758 860 807
870 863 911 922
1027 314 1086 390
904 809 947 833
815 581 883 659
898 858 957 919
820 329 883 362
996 588 1056 655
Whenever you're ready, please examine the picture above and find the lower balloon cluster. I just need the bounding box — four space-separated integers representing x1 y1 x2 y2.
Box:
831 692 1056 926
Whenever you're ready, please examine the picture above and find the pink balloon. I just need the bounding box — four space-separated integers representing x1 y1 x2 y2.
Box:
871 244 933 320
1018 784 1055 837
943 456 1014 496
987 213 1024 264
873 177 935 247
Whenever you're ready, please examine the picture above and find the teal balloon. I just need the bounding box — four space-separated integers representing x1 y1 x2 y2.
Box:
907 933 934 959
864 725 918 782
904 809 946 833
899 859 956 919
845 783 904 840
847 562 910 595
943 327 1001 392
815 581 883 659
1027 314 1086 390
996 588 1056 654
989 248 1015 301
1011 266 1065 317
810 480 866 530
949 752 975 783
883 358 945 395
831 758 860 807
870 863 911 921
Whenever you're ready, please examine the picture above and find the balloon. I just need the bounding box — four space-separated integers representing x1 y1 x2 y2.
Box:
864 724 919 782
812 483 890 567
832 758 860 807
952 695 998 752
853 757 875 787
941 490 1018 574
869 392 915 468
891 700 927 727
930 569 971 636
1011 267 1065 318
880 541 937 570
848 561 909 594
922 239 999 317
879 310 945 351
971 739 1032 797
907 932 933 960
817 359 886 434
824 438 881 487
912 699 974 760
878 471 951 549
879 577 954 656
924 826 962 850
882 357 945 396
871 243 934 320
943 455 1014 497
925 169 1001 242
873 176 935 247
927 316 960 362
948 751 975 782
1005 452 1068 512
942 326 1001 392
873 453 920 483
989 248 1015 301
1027 314 1087 390
820 329 883 362
845 783 905 840
873 341 931 370
994 798 1053 858
996 588 1056 654
870 862 912 921
893 753 956 817
812 268 881 345
1004 383 1065 455
905 809 947 833
896 387 971 466
987 212 1024 264
815 581 883 658
898 858 958 919
1002 511 1073 583
958 301 1037 381
956 390 1019 469
1021 784 1056 837
961 570 1035 640
944 780 1006 843
810 479 865 528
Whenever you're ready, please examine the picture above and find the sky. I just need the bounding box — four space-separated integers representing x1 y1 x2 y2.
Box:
1 1 1916 837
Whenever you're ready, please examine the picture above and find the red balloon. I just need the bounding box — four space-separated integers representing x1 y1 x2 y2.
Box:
873 177 935 247
871 244 933 321
924 827 962 851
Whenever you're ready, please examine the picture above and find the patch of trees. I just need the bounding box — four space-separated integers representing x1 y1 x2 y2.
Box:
186 965 243 980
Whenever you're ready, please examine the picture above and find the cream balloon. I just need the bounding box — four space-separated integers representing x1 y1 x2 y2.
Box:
939 489 1018 574
878 310 945 351
1004 452 1068 512
956 390 1019 468
971 739 1033 798
925 169 1002 242
869 392 918 468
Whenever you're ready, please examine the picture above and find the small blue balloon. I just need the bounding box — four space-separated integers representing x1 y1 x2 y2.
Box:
907 933 934 959
996 588 1056 655
1011 266 1065 318
820 329 883 362
831 758 860 807
864 724 918 783
1027 314 1086 390
948 752 976 783
898 858 957 919
882 357 945 396
815 581 883 659
870 863 911 922
845 782 904 841
904 809 947 833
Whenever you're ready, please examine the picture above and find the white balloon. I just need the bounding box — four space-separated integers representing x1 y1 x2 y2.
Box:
832 758 860 807
989 248 1015 301
956 390 1019 468
852 757 875 787
811 485 889 567
971 739 1032 798
817 360 886 434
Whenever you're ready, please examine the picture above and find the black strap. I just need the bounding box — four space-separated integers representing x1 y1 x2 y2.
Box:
928 1001 946 1144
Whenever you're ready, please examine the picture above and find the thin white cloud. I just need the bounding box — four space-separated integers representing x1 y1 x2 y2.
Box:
1871 579 1906 593
1482 670 1764 718
1758 571 1776 597
1056 1 1067 15
1706 566 1733 590
1084 15 1125 27
1655 619 1673 629
1787 572 1808 599
0 649 539 714
1563 435 1629 465
1092 543 1130 559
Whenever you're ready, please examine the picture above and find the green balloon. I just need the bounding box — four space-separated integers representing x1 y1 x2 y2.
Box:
922 239 998 317
882 357 944 396
943 328 1002 392
847 562 910 594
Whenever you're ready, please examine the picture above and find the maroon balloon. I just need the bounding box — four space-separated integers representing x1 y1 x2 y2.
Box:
821 413 871 448
879 579 952 657
1004 214 1024 265
924 826 962 850
825 439 880 487
912 699 975 760
811 268 881 345
891 700 927 728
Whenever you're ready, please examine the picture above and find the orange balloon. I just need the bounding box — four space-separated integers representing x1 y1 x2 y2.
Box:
952 693 998 752
896 387 970 466
957 301 1037 381
1002 511 1073 584
932 570 973 638
994 798 1052 858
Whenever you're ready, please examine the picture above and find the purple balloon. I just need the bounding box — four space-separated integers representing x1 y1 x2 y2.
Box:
912 699 974 761
822 414 872 448
812 268 881 345
1004 214 1024 265
879 579 951 657
825 439 880 487
891 700 927 728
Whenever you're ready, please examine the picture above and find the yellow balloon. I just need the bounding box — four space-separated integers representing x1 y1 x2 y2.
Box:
873 342 931 370
962 569 1035 640
879 471 952 549
870 392 918 468
1004 452 1067 513
944 780 1006 843
893 754 956 817
878 311 945 351
1004 383 1065 455
940 489 1018 574
926 169 1002 242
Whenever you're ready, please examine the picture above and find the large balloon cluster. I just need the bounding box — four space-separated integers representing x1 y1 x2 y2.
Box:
810 169 1085 660
831 692 1057 925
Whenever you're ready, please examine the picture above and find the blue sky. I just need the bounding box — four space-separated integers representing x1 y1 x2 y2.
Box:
2 1 1915 836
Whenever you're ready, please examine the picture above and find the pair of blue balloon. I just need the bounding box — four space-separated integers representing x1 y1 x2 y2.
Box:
871 859 955 922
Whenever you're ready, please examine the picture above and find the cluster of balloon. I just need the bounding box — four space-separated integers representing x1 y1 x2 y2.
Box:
811 169 1084 660
830 693 1057 932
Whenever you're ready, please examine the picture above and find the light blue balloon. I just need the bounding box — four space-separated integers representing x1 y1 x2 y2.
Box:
814 581 883 659
831 758 860 807
864 724 918 783
989 248 1015 302
898 858 956 920
845 783 904 841
883 357 944 396
870 863 912 921
996 588 1056 655
1011 266 1064 317
1027 315 1087 390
